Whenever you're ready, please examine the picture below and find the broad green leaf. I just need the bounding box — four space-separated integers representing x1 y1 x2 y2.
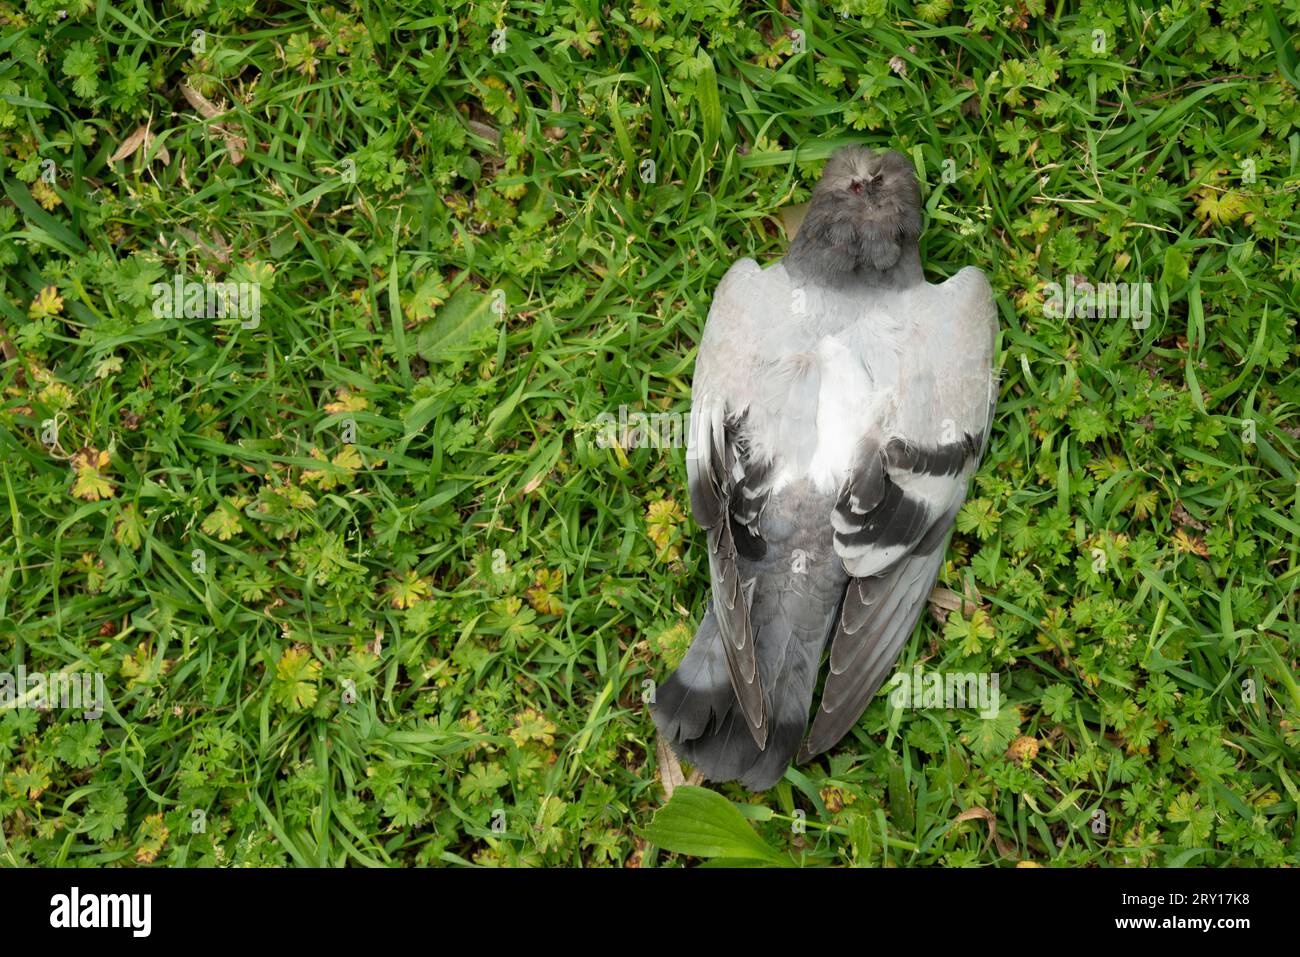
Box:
414 287 499 361
642 786 786 864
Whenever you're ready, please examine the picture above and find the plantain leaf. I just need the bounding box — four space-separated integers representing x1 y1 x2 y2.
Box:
642 786 787 864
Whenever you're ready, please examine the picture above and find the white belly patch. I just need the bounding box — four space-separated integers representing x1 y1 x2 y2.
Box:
772 335 888 494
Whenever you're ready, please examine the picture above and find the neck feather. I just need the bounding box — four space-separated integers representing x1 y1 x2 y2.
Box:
784 236 923 289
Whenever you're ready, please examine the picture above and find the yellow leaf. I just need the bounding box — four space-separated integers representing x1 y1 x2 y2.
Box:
323 387 368 414
526 568 564 615
1193 186 1247 226
31 180 62 211
645 498 686 563
332 444 362 472
29 286 64 319
134 813 170 864
201 502 243 541
72 448 115 501
1173 528 1208 557
388 570 431 609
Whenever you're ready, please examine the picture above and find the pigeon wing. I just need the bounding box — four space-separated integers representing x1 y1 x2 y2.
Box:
686 258 780 748
803 266 998 757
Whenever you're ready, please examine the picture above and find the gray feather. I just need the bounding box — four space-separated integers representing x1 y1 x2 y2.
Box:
655 486 845 789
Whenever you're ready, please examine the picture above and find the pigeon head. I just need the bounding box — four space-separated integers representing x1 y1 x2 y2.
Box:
786 146 923 284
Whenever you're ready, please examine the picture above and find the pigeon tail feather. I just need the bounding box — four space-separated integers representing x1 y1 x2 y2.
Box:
653 567 839 791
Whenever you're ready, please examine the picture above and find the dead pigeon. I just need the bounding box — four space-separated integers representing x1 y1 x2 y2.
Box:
651 145 997 790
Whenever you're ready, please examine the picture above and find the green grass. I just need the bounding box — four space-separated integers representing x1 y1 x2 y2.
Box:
1 0 1298 867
